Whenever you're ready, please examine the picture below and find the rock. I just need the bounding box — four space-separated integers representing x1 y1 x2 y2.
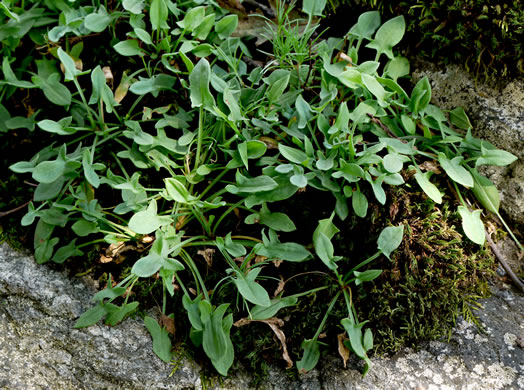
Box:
411 61 524 232
1 243 523 389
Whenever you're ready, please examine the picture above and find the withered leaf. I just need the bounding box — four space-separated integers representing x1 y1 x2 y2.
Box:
197 248 215 267
160 314 176 336
337 333 350 368
102 66 113 83
273 275 285 297
234 317 293 368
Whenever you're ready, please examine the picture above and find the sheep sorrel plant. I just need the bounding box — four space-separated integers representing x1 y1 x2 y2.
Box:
1 0 519 378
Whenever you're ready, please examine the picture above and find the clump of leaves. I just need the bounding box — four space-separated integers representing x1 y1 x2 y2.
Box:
0 0 519 378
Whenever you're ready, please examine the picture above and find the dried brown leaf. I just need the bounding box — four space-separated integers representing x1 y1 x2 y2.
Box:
273 275 285 297
160 314 176 336
233 317 292 368
142 235 154 244
100 255 113 263
272 259 283 268
197 248 215 267
102 66 113 83
175 215 186 230
337 333 350 368
419 160 441 174
114 73 130 104
255 255 266 263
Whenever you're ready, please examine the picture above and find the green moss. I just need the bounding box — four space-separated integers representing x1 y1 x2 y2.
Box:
360 188 495 354
325 0 524 81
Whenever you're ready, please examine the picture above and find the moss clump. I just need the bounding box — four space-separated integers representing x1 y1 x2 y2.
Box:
325 0 523 81
359 188 495 354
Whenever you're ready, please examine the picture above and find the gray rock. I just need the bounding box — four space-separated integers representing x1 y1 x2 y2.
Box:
1 243 523 389
411 62 524 232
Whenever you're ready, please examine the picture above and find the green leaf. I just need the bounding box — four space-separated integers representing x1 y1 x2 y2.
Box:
341 318 367 358
414 171 442 203
385 56 410 81
470 169 500 213
165 178 197 203
438 153 473 187
215 14 238 39
363 328 373 351
0 2 19 21
183 294 203 331
302 0 327 17
72 220 99 237
134 28 152 45
383 153 403 173
259 204 296 232
224 87 243 122
57 48 80 81
37 118 76 135
457 206 485 245
400 114 415 135
144 316 172 362
352 189 368 218
267 72 290 103
2 57 34 88
123 0 145 14
449 107 471 130
361 73 388 104
128 199 172 234
177 6 204 31
201 303 234 375
256 242 311 262
150 0 169 31
348 11 381 41
233 268 271 307
52 239 83 264
32 160 66 184
193 13 215 40
365 16 405 59
377 225 404 259
132 252 162 277
296 339 320 372
105 302 139 326
113 40 144 57
353 269 382 285
226 171 278 193
189 58 215 109
476 144 518 167
74 304 106 328
278 144 308 164
34 178 65 202
409 77 431 116
250 296 298 320
82 149 100 188
85 7 111 32
296 94 312 129
314 232 337 270
32 73 71 106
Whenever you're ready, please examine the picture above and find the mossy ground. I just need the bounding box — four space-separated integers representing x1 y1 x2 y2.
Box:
324 0 523 83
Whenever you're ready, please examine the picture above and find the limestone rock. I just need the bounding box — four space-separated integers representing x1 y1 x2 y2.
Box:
1 243 522 389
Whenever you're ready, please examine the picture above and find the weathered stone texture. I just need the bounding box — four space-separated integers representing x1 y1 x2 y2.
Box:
1 243 522 389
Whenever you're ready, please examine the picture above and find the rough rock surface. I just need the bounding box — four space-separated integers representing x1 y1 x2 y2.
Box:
411 62 524 232
1 243 523 389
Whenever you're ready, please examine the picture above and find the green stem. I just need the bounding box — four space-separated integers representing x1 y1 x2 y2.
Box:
313 290 341 340
194 106 204 172
180 249 209 301
73 78 96 128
